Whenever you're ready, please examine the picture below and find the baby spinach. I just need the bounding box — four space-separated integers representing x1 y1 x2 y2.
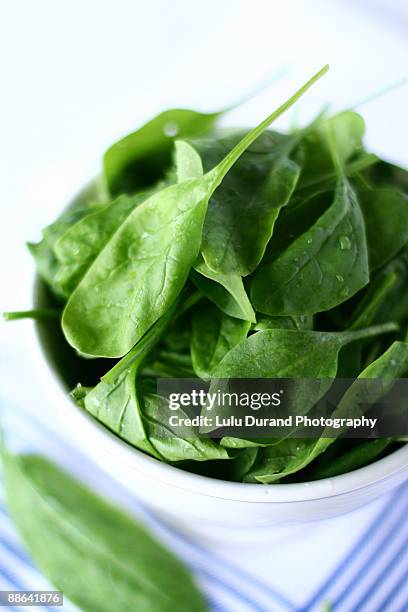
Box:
175 141 256 322
104 107 222 195
63 66 328 358
79 371 228 462
213 325 395 379
3 452 206 612
297 110 365 188
191 302 250 379
28 206 93 299
244 340 408 483
358 187 408 270
192 256 256 322
9 64 408 484
53 192 150 296
196 130 301 276
251 176 369 316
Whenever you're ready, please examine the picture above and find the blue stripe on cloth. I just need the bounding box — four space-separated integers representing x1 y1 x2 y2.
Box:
1 396 408 612
0 561 47 612
301 482 408 611
0 537 58 612
375 566 408 611
331 489 408 610
349 531 408 611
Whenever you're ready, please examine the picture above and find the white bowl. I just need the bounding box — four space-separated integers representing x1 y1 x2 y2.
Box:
30 182 408 539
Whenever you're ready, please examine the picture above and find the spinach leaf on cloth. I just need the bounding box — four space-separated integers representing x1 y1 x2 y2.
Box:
2 452 206 612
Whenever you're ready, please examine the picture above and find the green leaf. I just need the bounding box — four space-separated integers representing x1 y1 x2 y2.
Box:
175 141 257 323
140 390 230 462
359 187 408 270
81 363 161 458
244 339 408 483
81 371 228 462
192 257 256 323
309 438 391 479
28 207 92 299
297 111 365 188
63 66 328 357
174 140 204 182
53 193 148 296
3 452 207 612
213 324 396 379
251 176 369 315
191 302 250 379
62 176 212 357
104 108 222 195
195 130 301 276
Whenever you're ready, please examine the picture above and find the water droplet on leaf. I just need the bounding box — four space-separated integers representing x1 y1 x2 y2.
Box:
163 121 179 137
339 235 351 251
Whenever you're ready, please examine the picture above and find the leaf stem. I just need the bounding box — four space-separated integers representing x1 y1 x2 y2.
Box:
101 288 203 384
207 64 329 190
3 309 60 322
340 322 398 345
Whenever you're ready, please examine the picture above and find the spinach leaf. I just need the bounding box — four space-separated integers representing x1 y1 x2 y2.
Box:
213 325 395 379
244 339 408 483
63 66 329 358
79 363 161 459
141 389 230 462
104 108 222 195
175 140 257 322
191 257 256 322
80 372 228 462
358 187 408 270
53 192 149 296
201 324 395 434
297 111 365 188
3 452 207 612
251 176 369 315
195 130 301 276
191 302 250 379
28 206 93 299
309 438 391 479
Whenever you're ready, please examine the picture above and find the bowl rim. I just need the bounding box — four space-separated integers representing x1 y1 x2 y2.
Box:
31 280 408 504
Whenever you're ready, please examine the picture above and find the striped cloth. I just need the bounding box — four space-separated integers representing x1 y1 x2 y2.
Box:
0 398 407 612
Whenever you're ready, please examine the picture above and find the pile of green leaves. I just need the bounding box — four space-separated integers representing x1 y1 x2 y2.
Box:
8 65 408 483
